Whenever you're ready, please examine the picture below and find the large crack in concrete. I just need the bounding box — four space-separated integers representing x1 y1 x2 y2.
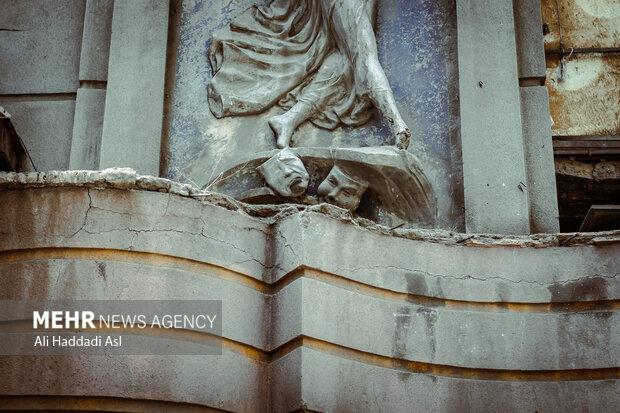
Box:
2 168 620 248
334 264 620 287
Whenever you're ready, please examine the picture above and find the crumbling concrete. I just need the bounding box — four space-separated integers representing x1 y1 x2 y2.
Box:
1 169 619 247
556 158 620 182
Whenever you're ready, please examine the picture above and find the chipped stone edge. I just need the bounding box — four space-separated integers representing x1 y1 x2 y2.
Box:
1 169 619 248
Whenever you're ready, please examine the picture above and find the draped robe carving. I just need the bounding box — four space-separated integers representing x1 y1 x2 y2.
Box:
208 0 378 130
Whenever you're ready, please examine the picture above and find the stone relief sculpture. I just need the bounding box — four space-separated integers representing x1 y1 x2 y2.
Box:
255 149 370 213
208 0 411 150
204 1 438 228
256 148 309 197
209 147 437 228
317 165 369 212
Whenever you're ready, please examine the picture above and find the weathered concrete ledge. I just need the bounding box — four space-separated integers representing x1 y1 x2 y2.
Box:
1 169 618 248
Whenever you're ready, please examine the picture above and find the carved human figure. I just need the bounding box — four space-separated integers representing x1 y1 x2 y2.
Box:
208 0 410 150
256 148 309 197
318 165 369 211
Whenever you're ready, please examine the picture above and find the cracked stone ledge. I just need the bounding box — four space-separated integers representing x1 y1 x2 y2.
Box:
1 169 619 248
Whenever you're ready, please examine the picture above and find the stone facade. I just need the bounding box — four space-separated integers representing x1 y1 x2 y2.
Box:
0 172 619 411
0 1 618 412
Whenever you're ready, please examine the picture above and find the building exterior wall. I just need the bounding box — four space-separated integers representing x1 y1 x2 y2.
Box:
0 0 566 234
0 0 87 171
542 0 620 137
0 173 618 411
0 0 617 411
541 0 620 232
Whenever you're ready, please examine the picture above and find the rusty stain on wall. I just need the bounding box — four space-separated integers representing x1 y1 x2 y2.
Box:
542 0 620 49
542 0 620 137
546 54 620 136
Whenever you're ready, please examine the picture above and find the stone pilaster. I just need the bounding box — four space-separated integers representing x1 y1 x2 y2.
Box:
99 0 170 176
69 0 114 170
514 0 560 233
456 0 530 234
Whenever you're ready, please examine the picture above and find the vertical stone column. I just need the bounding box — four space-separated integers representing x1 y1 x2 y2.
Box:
514 0 560 233
99 0 170 176
70 0 114 170
456 0 530 234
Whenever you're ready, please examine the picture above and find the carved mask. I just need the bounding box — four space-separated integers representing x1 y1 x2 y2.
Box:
318 165 369 211
257 148 309 197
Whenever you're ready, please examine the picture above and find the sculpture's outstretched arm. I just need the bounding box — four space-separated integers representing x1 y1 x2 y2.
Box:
329 0 410 149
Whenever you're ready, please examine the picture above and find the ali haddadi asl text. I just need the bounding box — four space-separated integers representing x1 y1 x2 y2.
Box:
34 334 121 347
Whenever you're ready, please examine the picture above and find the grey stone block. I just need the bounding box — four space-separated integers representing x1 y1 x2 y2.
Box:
296 347 620 413
269 277 302 349
513 0 546 81
269 348 303 413
273 212 620 303
69 88 106 170
0 259 268 350
0 0 85 94
456 0 530 234
79 0 114 81
0 100 75 171
520 86 560 233
0 187 269 281
0 353 268 411
99 0 170 176
270 277 618 370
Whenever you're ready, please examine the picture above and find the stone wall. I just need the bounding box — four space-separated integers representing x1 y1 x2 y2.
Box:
542 0 620 137
0 173 618 412
0 0 167 177
541 0 620 232
0 0 87 171
0 0 565 234
164 0 464 231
